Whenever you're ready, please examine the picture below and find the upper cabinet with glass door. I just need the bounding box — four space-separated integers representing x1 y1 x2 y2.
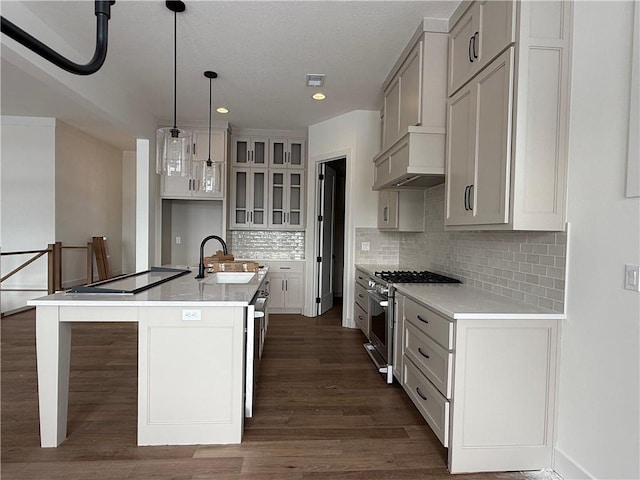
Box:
231 136 268 167
269 138 306 169
268 170 305 230
229 167 269 229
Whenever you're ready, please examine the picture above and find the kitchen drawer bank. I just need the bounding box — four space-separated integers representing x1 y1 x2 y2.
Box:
394 283 564 474
28 267 268 447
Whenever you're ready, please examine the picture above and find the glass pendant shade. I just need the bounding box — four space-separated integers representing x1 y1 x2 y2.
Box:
200 159 222 193
156 127 193 176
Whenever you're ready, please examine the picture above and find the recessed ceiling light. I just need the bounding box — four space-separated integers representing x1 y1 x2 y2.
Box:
306 74 325 87
216 107 229 114
312 92 326 100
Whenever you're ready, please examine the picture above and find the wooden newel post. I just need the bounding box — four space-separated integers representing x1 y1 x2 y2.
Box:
54 242 62 292
47 243 55 294
87 242 94 284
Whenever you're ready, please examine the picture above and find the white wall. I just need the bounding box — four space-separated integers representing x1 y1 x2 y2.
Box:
55 121 125 283
306 110 380 323
1 1 158 271
1 116 56 312
554 2 640 479
122 151 137 274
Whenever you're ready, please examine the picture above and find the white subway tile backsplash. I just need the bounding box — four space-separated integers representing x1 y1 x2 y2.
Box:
357 184 568 313
230 231 305 260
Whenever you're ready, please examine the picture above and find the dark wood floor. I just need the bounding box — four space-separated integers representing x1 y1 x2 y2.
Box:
2 304 556 479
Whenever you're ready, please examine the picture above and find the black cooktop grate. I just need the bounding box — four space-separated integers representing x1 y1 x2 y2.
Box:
374 270 461 284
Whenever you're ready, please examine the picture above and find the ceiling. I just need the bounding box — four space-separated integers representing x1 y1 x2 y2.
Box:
1 1 460 149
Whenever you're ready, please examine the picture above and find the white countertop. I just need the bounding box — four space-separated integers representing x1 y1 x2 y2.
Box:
28 266 268 307
354 263 563 320
396 283 564 320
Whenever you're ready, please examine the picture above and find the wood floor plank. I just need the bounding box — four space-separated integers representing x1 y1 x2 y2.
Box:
1 303 551 479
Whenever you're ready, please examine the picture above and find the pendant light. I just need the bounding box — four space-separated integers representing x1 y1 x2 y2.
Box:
200 70 222 193
156 1 192 177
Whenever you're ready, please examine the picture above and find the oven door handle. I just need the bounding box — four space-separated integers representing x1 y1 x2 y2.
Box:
366 290 389 307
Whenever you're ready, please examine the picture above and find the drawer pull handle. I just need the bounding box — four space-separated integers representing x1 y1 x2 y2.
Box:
416 315 428 324
416 387 427 401
358 294 363 298
418 347 430 359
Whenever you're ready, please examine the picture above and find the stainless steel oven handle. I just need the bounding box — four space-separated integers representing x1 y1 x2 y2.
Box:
366 289 388 307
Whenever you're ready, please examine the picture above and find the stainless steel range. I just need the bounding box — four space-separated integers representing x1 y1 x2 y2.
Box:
363 270 460 384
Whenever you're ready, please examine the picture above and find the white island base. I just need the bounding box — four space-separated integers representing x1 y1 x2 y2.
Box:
35 304 247 447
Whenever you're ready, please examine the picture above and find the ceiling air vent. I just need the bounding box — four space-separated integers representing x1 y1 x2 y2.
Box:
306 74 325 87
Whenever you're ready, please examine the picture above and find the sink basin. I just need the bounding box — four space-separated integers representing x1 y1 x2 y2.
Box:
205 272 256 284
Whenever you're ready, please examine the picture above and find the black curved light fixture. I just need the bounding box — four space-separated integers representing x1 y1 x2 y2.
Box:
0 1 115 76
156 0 192 177
200 70 222 193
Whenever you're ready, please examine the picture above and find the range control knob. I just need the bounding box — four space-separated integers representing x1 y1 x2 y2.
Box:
368 279 376 289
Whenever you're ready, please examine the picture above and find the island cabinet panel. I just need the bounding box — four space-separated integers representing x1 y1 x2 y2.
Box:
137 306 246 446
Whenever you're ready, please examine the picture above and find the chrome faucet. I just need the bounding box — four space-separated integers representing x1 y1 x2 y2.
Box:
196 235 228 279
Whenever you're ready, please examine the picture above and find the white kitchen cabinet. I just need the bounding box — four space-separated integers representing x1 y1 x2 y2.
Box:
373 22 448 190
231 136 268 167
161 128 227 200
448 1 515 96
377 190 425 232
229 167 268 229
354 269 370 338
269 138 305 169
445 0 572 231
268 170 305 230
398 289 560 473
445 48 512 226
265 261 304 313
380 23 448 152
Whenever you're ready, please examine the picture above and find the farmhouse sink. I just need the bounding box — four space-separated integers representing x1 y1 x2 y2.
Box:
204 272 256 284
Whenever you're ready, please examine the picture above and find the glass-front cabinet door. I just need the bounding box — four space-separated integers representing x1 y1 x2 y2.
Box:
269 139 305 169
288 140 305 169
287 171 304 227
232 137 268 167
268 170 305 229
230 167 268 229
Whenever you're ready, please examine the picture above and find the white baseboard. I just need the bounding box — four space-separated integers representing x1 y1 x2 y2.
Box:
554 447 594 480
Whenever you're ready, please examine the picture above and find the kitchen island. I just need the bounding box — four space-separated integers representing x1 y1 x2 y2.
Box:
28 267 268 448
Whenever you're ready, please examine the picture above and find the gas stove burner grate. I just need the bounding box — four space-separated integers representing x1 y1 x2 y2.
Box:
374 270 461 284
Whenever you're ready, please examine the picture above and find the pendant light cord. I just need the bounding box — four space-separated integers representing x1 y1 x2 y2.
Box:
208 76 212 162
173 10 177 130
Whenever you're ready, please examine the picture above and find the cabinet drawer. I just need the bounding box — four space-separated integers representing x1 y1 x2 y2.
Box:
354 301 369 338
355 270 369 289
404 321 452 398
404 297 453 350
265 261 304 273
403 359 449 447
355 283 369 313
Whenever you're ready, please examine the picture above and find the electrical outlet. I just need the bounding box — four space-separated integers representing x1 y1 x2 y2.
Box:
362 242 370 251
624 265 640 291
182 309 201 321
175 236 181 244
